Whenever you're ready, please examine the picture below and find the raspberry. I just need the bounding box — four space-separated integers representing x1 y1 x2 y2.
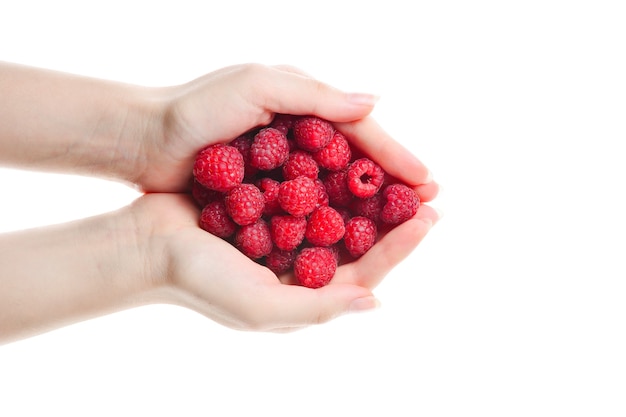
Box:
344 216 377 257
256 177 283 216
278 176 318 217
322 170 353 207
312 130 351 171
199 200 237 238
314 178 329 208
249 127 290 170
282 150 319 180
293 116 334 152
334 207 352 225
347 158 385 198
265 248 297 275
229 133 253 158
193 144 245 192
294 247 337 289
269 113 296 136
350 193 383 223
327 244 342 263
224 183 264 226
192 114 428 289
380 183 420 224
191 178 222 208
235 219 272 259
270 215 307 251
230 133 258 178
305 206 346 247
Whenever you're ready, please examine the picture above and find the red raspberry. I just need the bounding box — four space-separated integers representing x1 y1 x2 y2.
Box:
305 206 346 247
250 127 290 170
193 144 244 192
334 207 352 225
230 133 258 178
256 177 283 216
191 178 222 208
350 193 384 223
347 158 385 198
282 150 319 180
224 183 264 226
265 248 297 275
270 215 307 251
314 178 329 208
327 244 342 264
380 183 420 224
235 219 273 259
294 246 337 288
293 116 334 152
322 170 353 207
344 216 377 257
229 133 253 158
192 114 430 281
278 176 318 217
312 130 351 171
269 113 296 136
199 200 237 238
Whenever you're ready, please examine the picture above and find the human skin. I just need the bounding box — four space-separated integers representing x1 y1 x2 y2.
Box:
0 62 440 344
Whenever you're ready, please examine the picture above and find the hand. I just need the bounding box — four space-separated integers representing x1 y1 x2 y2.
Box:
0 62 440 341
0 62 437 201
134 192 439 332
136 64 437 199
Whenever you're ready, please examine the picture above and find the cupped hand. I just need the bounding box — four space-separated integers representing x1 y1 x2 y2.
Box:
134 192 438 332
136 64 376 192
137 64 438 204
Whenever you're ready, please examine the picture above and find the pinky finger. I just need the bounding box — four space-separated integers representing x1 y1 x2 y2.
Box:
334 204 440 289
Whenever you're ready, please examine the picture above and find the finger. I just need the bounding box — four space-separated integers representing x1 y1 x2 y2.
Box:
334 204 440 289
415 180 440 203
384 173 439 203
334 116 433 188
247 282 378 330
267 67 437 196
271 64 314 78
254 66 379 123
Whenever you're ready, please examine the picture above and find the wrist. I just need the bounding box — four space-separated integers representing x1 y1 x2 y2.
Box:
109 198 168 294
0 200 162 343
90 85 167 188
0 63 164 183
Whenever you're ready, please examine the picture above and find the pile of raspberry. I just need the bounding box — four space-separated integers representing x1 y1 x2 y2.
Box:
191 115 420 289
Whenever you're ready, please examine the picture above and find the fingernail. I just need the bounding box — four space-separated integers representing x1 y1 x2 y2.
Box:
424 170 434 183
349 296 381 313
421 217 434 229
347 93 380 106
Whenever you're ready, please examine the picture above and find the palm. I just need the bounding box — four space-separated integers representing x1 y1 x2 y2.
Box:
136 192 436 331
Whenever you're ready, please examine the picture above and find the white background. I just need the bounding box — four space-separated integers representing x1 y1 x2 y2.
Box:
1 1 625 416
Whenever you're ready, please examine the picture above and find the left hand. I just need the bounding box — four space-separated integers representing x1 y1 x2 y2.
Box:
134 63 436 198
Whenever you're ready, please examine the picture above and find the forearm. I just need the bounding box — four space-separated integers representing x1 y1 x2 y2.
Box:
0 61 162 184
0 205 157 344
